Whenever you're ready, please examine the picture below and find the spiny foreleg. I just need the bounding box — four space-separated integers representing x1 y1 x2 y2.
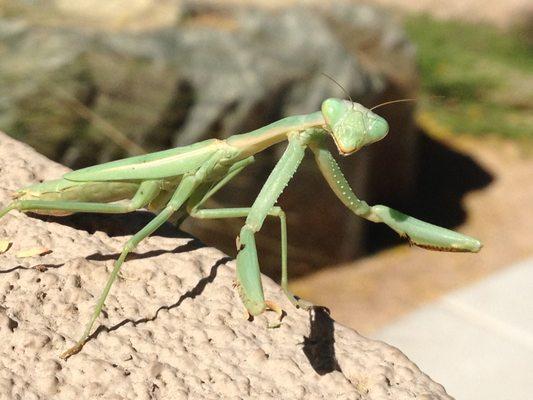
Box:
310 139 482 252
234 134 313 321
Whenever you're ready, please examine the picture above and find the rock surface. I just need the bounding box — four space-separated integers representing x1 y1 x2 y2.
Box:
0 132 452 399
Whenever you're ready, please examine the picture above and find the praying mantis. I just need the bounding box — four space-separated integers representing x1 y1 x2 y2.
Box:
0 98 482 358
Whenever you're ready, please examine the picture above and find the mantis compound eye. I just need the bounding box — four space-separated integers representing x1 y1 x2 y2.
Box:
366 115 388 144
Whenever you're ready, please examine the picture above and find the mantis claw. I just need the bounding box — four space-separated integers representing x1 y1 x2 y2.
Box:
60 340 86 360
294 297 314 311
282 288 314 311
265 300 284 328
371 205 482 253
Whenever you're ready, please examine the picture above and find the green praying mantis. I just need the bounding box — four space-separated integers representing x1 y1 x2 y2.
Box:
0 97 482 358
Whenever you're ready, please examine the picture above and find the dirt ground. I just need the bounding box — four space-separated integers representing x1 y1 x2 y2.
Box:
371 0 532 28
292 121 533 334
200 0 532 28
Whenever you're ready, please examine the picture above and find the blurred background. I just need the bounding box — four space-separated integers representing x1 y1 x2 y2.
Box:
0 0 531 398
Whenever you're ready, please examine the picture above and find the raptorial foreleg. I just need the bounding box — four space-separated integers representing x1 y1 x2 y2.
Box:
309 139 482 252
234 134 313 319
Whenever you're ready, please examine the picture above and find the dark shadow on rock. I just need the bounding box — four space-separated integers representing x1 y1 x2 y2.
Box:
0 263 64 274
85 238 204 262
302 306 341 375
30 211 192 239
87 256 231 342
366 129 494 252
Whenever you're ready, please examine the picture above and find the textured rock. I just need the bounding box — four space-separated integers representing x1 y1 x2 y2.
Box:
0 132 452 399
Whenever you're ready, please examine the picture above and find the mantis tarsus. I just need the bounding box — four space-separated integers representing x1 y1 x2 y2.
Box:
0 98 482 358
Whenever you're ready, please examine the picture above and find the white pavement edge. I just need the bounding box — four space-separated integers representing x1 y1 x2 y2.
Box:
374 257 533 400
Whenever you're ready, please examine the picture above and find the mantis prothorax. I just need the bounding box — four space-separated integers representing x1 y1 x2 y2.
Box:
0 98 482 358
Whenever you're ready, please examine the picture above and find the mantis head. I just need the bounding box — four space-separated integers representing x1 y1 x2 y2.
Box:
321 98 389 155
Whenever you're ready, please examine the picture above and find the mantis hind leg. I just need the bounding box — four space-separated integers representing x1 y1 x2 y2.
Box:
61 176 200 359
61 150 227 359
0 203 16 219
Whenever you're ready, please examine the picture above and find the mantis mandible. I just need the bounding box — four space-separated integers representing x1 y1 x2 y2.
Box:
0 98 482 358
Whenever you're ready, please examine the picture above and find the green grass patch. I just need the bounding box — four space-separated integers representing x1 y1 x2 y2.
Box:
404 15 532 140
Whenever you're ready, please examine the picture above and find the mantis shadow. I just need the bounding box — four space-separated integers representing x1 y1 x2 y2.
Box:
1 213 204 271
29 210 205 261
80 253 343 376
36 210 191 239
85 238 203 262
87 256 231 342
0 263 64 274
302 306 341 375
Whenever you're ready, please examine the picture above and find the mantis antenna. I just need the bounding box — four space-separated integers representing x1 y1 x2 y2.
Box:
371 95 447 111
370 98 418 111
321 73 418 112
321 72 353 104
